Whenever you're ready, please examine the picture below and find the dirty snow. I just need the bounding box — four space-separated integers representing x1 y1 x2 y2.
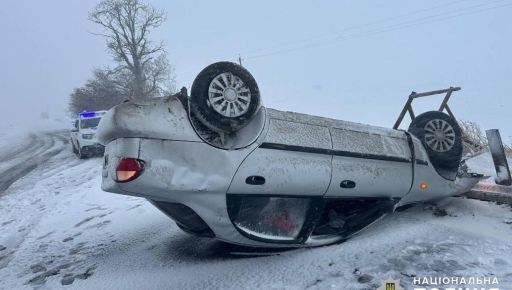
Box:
0 132 511 289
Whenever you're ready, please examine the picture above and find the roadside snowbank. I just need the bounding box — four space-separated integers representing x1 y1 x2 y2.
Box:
466 151 512 183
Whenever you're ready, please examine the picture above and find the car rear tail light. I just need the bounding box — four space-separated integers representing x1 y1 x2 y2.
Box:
116 158 144 183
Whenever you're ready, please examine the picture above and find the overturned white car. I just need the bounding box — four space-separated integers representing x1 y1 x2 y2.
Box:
97 62 483 247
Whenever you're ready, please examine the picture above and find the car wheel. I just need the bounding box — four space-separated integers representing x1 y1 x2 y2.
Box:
71 141 77 154
408 111 462 172
190 62 261 133
77 145 87 159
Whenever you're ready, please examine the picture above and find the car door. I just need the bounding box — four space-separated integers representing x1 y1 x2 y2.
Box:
228 118 332 196
325 127 413 198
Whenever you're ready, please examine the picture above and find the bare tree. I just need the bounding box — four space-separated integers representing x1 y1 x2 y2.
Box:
90 0 174 99
69 69 127 115
459 120 488 156
504 142 512 155
459 120 512 157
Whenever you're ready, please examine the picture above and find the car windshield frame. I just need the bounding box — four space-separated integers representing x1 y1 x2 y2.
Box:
80 117 101 129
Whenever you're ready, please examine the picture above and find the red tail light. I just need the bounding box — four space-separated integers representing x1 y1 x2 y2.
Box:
116 158 144 183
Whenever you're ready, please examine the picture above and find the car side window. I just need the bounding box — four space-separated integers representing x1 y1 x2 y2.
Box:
74 120 79 129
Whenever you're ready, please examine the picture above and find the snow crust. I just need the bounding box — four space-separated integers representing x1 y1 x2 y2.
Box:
267 108 405 139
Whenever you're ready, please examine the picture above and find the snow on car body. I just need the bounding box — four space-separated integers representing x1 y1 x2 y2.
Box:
70 111 106 159
97 62 482 247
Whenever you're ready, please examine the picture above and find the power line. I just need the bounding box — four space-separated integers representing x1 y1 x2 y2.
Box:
241 0 478 56
244 0 508 60
242 0 511 61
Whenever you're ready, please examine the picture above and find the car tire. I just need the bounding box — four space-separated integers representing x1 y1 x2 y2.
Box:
71 141 78 154
190 62 261 133
408 111 462 172
77 145 87 159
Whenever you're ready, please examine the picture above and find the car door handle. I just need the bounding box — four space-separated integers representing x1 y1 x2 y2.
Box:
340 180 356 188
246 175 266 185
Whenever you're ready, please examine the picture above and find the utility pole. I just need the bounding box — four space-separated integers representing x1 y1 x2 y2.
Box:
238 54 243 66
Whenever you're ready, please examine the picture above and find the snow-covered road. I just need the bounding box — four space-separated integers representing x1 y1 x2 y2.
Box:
0 132 69 192
0 131 511 290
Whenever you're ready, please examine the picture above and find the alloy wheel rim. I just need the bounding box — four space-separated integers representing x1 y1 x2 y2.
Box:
208 72 251 118
424 119 456 152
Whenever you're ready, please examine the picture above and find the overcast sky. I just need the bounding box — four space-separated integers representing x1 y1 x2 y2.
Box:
1 0 511 142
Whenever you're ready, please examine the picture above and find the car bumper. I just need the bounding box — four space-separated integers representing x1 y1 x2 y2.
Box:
81 143 105 155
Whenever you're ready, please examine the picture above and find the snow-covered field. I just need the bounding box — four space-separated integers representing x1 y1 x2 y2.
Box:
0 131 511 289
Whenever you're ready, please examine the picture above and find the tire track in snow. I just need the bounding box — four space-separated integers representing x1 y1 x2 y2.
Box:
0 130 91 273
0 130 67 194
0 134 37 163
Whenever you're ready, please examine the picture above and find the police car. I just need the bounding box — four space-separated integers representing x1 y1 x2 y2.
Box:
70 111 107 159
97 62 484 248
